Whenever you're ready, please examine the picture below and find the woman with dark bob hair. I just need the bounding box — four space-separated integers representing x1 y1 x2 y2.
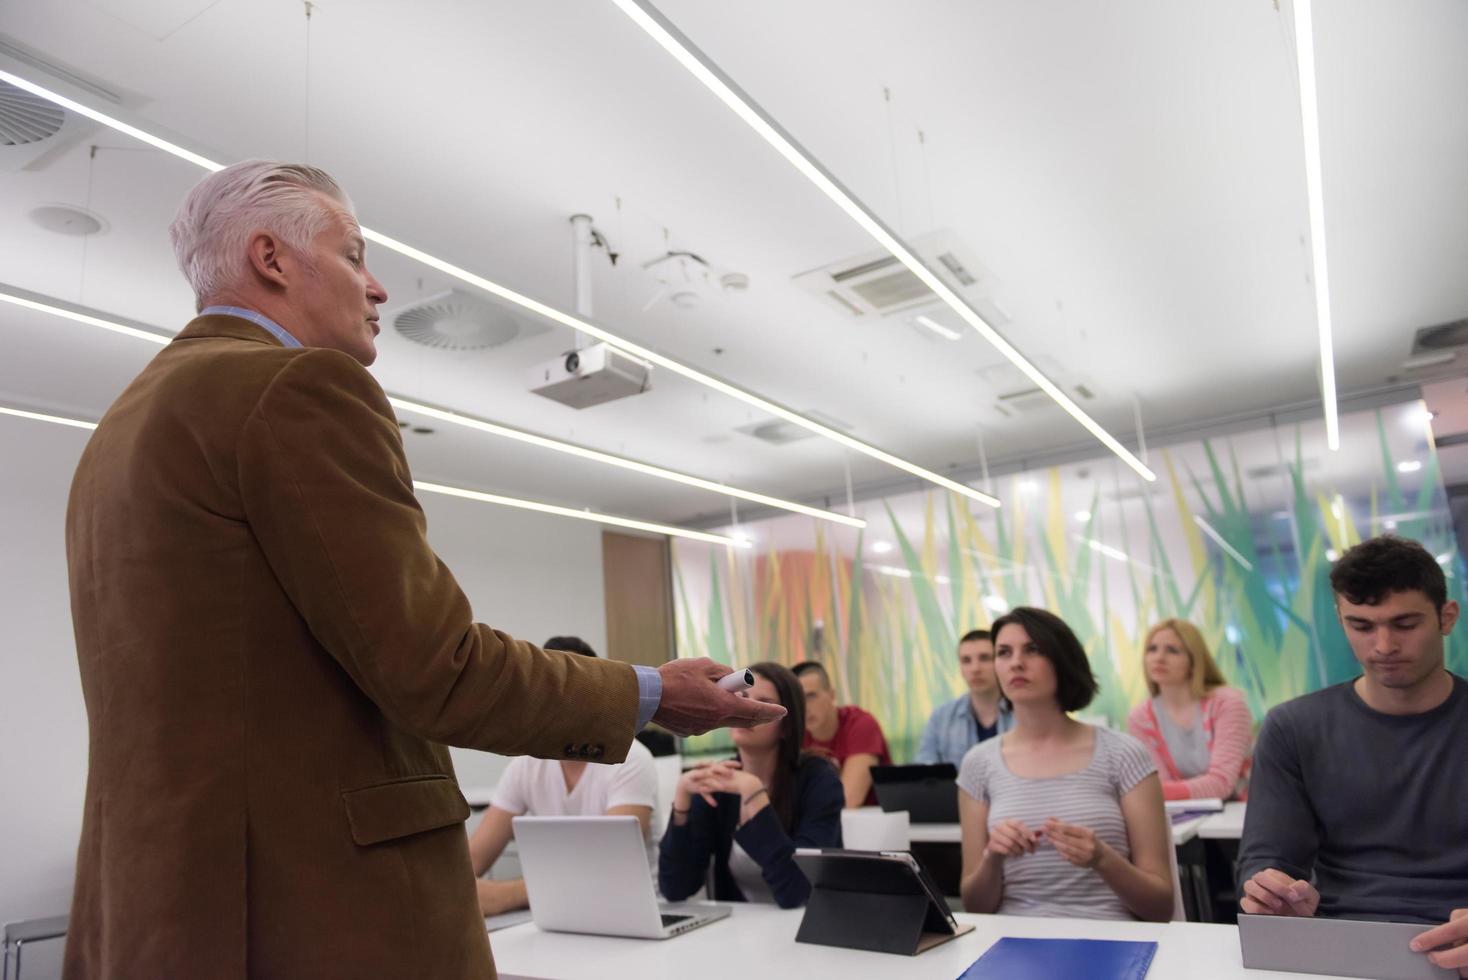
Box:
658 662 843 908
957 607 1174 921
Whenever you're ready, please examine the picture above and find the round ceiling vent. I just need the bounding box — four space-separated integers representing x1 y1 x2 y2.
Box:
30 203 108 236
0 79 66 146
392 289 525 351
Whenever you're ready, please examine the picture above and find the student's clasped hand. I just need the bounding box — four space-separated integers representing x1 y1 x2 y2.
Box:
676 760 760 809
1239 868 1320 916
1410 908 1468 977
985 818 1040 858
1044 817 1105 869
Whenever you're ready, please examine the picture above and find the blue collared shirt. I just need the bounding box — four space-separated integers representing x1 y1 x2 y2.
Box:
200 305 302 348
915 693 1012 766
199 307 665 730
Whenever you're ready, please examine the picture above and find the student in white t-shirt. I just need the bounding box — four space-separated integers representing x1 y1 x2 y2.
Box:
466 636 660 916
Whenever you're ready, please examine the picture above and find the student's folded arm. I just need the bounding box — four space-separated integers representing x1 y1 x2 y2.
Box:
958 789 1003 913
467 806 517 876
1175 690 1254 801
237 350 638 758
1102 773 1175 922
736 762 844 908
658 797 717 901
839 753 880 809
605 804 653 835
1235 709 1318 890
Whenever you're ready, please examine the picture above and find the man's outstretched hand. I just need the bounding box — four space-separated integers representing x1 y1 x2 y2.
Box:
651 658 787 736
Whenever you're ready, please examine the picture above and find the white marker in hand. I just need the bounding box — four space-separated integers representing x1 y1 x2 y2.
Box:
717 668 754 693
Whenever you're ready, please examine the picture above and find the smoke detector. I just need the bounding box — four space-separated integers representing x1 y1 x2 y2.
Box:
29 203 107 236
391 288 548 351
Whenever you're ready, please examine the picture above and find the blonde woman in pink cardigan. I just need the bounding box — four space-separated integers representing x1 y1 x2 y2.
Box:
1126 619 1253 801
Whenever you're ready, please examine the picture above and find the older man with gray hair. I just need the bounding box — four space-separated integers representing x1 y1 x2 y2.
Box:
62 160 781 979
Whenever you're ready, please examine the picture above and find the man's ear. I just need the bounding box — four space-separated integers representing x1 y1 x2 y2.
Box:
1440 600 1459 635
245 231 289 289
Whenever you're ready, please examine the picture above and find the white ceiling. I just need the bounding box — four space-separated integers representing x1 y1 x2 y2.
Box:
1 0 1465 528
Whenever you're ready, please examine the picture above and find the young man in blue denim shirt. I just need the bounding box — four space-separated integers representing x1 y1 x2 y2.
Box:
917 629 1013 766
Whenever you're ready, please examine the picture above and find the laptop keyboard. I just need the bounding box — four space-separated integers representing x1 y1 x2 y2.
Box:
660 913 693 927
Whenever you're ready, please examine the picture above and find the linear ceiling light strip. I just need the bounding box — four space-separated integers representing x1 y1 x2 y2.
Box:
0 401 745 546
0 405 99 430
387 395 864 527
0 68 997 509
1289 0 1340 452
0 287 859 526
607 0 1157 484
412 480 747 546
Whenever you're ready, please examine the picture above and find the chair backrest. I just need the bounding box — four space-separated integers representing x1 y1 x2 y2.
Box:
3 915 68 980
840 807 911 851
652 754 683 837
1166 837 1187 921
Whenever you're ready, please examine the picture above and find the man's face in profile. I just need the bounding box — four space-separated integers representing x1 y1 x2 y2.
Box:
293 198 388 366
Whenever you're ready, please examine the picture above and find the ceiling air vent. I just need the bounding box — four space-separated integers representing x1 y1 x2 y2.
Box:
793 229 994 319
0 45 110 170
737 411 851 446
1411 318 1468 354
0 81 64 145
391 288 548 351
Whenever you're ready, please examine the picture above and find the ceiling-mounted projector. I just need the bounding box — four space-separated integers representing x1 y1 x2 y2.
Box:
528 342 652 410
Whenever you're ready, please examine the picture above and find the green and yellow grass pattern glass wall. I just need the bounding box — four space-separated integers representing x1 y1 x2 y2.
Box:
674 399 1466 760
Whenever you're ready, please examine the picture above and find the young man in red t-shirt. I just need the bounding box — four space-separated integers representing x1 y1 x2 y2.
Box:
793 661 893 807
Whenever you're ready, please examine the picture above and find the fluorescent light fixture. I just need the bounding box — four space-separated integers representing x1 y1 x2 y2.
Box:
414 480 746 547
0 286 863 528
1192 515 1255 572
0 288 170 346
1073 509 1092 523
0 404 99 430
364 228 998 507
608 0 1157 484
387 396 864 528
0 396 743 546
0 68 1000 509
914 314 962 341
1325 548 1339 562
871 563 951 584
1290 0 1340 452
870 540 893 554
1397 460 1423 474
983 594 1008 613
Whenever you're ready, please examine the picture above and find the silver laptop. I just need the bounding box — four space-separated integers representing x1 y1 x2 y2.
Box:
512 815 731 939
1239 913 1455 979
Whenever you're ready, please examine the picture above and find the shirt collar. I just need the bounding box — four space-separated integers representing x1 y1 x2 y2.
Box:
199 306 302 348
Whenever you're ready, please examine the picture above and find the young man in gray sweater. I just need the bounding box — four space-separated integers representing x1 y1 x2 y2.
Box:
1237 535 1468 975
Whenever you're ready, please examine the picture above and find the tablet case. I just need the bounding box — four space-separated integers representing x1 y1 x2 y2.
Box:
792 849 975 956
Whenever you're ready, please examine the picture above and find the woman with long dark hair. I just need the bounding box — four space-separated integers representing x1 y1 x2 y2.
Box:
658 661 843 908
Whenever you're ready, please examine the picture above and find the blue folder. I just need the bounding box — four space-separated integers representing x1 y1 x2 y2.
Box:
958 937 1158 979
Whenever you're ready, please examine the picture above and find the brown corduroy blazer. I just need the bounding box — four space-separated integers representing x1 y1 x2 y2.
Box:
62 314 639 979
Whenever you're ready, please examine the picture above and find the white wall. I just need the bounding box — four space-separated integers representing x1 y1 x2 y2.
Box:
0 418 606 968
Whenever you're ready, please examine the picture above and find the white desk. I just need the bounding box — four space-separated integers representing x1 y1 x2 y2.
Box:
1199 802 1247 840
489 903 1342 979
907 816 1221 847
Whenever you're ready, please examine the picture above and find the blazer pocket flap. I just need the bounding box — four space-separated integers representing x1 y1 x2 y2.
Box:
342 775 470 846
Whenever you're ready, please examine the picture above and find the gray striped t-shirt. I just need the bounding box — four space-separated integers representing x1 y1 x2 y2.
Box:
957 725 1157 920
